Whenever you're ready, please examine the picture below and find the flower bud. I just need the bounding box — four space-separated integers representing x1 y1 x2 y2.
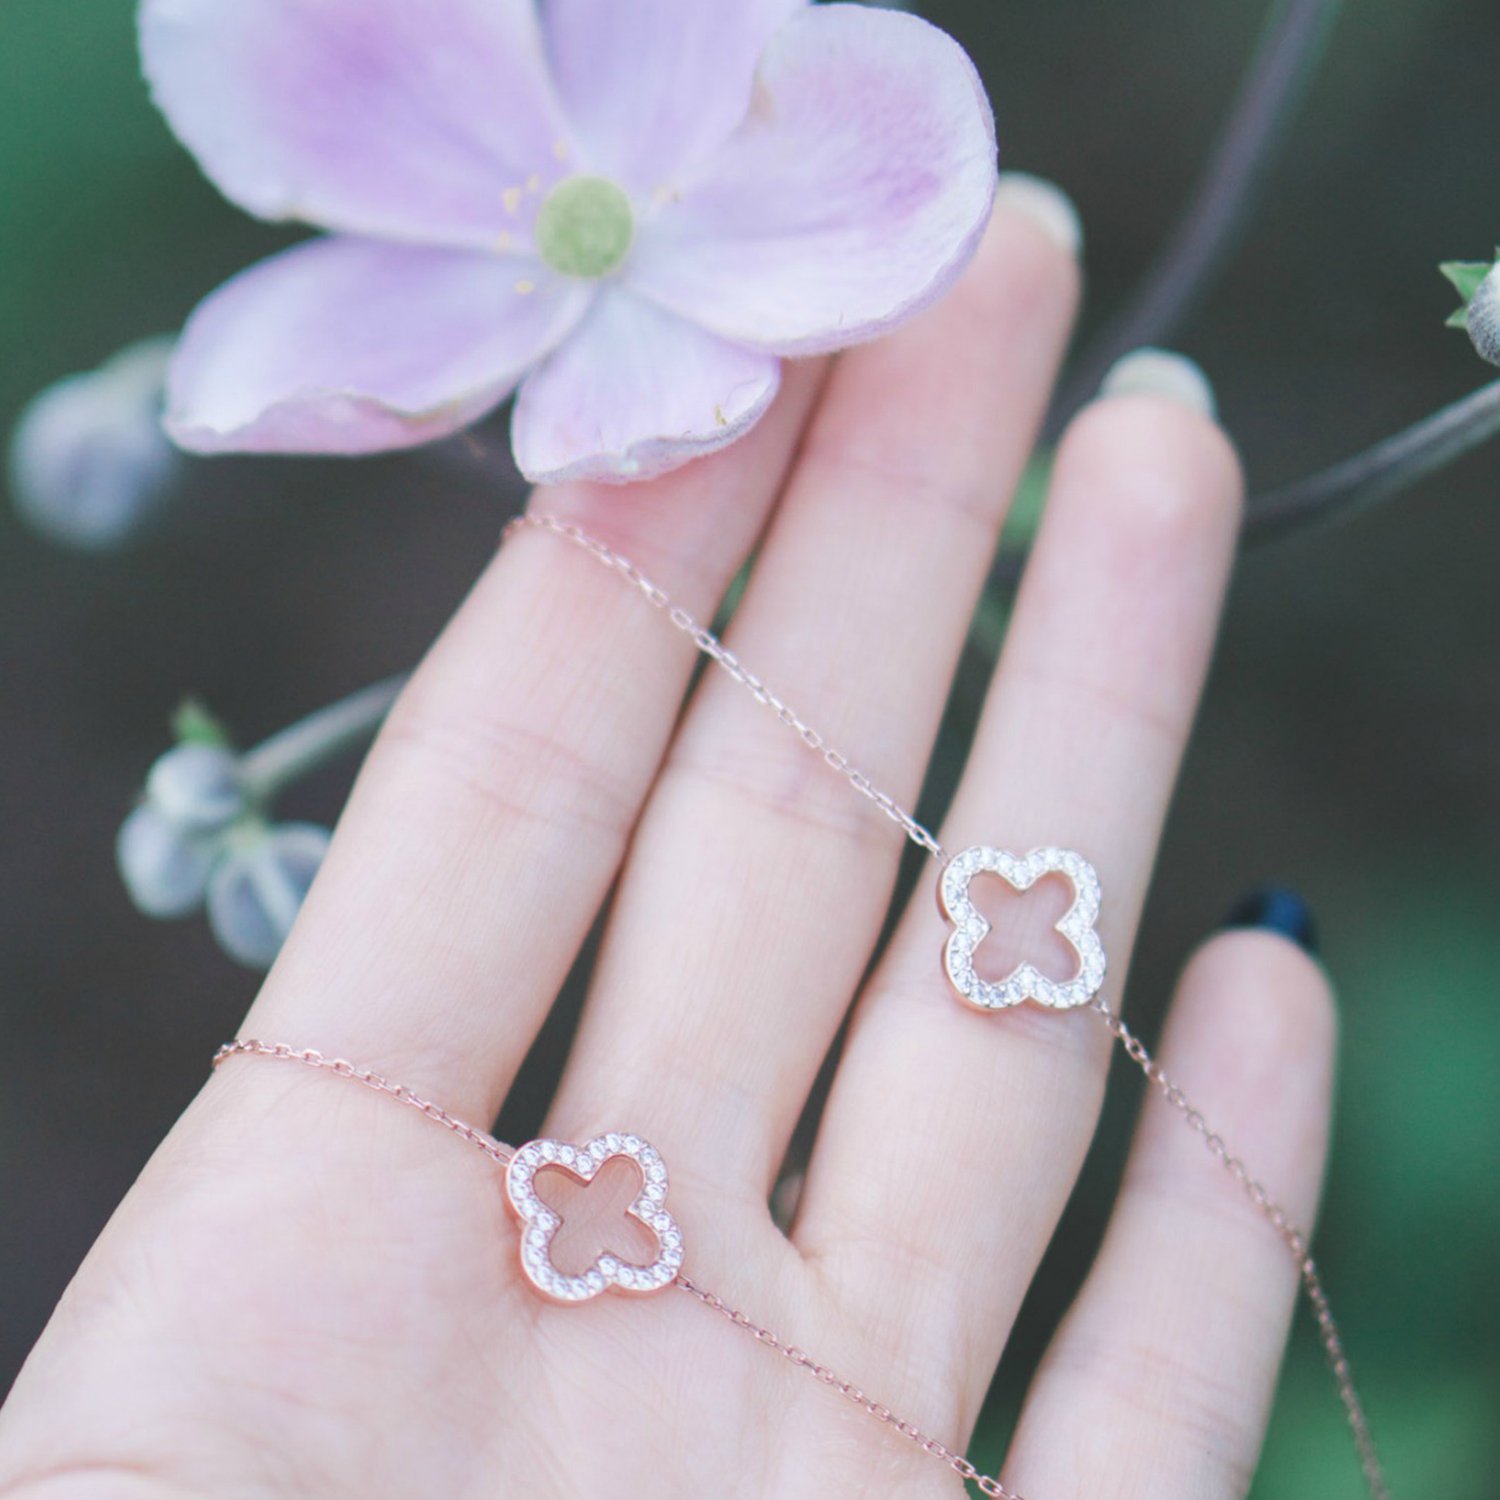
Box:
145 742 246 832
1466 264 1500 368
116 804 218 919
206 823 331 969
8 336 179 549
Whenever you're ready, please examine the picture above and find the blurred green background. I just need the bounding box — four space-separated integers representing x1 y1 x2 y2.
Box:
2 1 1497 1495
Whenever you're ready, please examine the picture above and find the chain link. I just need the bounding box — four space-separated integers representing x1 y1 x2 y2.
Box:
675 1276 1022 1499
508 513 1390 1500
504 515 948 859
211 1040 512 1165
1093 1002 1390 1500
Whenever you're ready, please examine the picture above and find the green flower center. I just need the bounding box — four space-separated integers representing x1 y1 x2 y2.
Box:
534 175 635 279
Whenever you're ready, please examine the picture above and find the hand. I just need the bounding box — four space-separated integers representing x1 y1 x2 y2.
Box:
0 191 1336 1500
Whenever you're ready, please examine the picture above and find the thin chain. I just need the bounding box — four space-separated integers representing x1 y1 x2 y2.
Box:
676 1276 1023 1498
1095 1002 1390 1500
508 513 1389 1500
213 1042 1019 1498
211 1040 512 1165
503 515 947 860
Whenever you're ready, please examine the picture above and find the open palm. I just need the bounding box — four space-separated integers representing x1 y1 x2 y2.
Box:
0 201 1337 1500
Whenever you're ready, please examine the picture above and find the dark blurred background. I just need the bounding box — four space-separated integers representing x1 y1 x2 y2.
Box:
2 2 1497 1494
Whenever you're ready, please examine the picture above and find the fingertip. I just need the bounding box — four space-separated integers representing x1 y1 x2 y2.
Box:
1069 342 1243 518
1170 926 1339 1141
1038 391 1243 610
1100 348 1216 418
799 175 1083 503
948 178 1083 354
990 188 1084 305
993 171 1084 258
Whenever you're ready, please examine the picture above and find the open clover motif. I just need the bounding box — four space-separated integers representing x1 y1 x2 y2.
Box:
940 846 1107 1012
505 1133 682 1303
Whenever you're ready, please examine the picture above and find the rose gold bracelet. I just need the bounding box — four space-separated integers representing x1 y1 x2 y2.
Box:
212 1038 1025 1498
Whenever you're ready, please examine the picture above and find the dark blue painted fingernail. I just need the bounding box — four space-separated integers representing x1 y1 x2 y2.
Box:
1222 885 1319 955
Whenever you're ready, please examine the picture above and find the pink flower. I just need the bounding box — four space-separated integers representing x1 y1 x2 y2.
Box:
141 0 996 485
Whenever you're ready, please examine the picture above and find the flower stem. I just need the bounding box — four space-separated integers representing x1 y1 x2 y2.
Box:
1049 0 1343 433
1245 376 1500 541
239 675 406 806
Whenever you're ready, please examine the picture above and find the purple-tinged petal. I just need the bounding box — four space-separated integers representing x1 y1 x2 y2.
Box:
627 4 997 355
512 289 780 485
140 0 568 250
542 0 806 194
167 237 592 455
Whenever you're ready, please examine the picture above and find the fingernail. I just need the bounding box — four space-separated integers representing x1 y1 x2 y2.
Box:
994 172 1083 257
1100 348 1217 418
1221 886 1319 956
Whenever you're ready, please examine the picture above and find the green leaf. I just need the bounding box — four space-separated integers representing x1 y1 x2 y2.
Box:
1439 260 1494 302
172 697 232 748
1446 307 1471 330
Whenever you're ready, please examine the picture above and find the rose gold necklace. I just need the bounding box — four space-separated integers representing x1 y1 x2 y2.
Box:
215 514 1390 1499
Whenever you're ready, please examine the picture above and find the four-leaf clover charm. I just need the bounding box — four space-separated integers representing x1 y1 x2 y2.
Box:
940 846 1107 1012
506 1133 683 1303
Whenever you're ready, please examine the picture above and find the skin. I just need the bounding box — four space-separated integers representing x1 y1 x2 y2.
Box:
0 202 1337 1499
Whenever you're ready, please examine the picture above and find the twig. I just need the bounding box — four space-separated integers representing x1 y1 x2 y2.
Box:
1049 0 1343 432
239 675 406 804
1244 376 1500 542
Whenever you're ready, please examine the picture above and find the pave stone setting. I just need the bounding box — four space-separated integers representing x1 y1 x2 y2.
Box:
940 846 1107 1012
505 1134 682 1303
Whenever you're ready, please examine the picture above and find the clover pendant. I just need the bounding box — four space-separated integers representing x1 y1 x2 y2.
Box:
940 846 1107 1012
505 1133 683 1303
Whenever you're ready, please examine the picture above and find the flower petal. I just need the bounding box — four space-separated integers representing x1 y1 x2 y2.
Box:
542 0 807 193
116 805 217 919
139 0 567 248
167 237 592 455
627 4 997 355
512 289 780 485
207 823 330 970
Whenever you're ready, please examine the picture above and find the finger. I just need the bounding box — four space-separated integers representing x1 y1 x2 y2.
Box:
800 377 1244 1428
1007 923 1336 1499
242 365 826 1120
548 188 1082 1188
